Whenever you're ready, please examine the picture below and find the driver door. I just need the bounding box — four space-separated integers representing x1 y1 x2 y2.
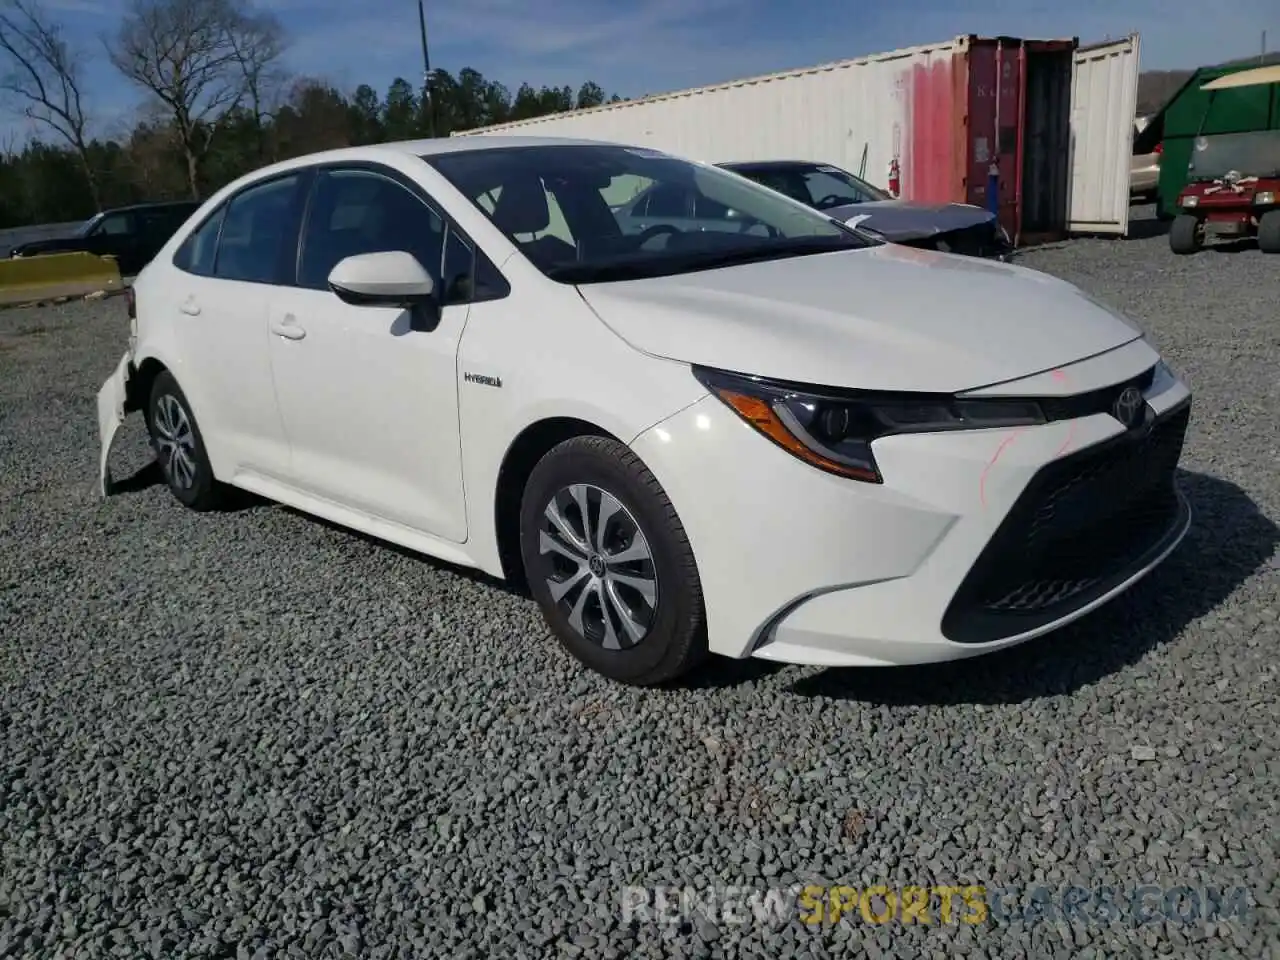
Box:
264 165 470 543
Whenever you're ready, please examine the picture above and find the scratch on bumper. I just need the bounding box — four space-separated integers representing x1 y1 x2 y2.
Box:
96 352 132 497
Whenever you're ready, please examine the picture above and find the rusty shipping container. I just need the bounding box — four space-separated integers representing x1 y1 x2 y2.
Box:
454 34 1142 241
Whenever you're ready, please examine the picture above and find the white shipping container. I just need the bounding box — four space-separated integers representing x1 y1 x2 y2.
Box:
453 34 1143 238
452 38 966 196
1068 35 1142 236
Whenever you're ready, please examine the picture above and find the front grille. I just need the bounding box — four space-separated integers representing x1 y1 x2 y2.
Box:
941 400 1191 644
1039 365 1156 422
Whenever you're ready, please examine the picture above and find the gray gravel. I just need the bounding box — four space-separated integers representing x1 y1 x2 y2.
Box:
2 206 1277 958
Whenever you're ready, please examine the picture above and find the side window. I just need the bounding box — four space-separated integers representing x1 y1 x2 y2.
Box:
213 174 302 284
646 184 689 218
172 206 225 277
537 184 574 245
91 212 133 237
693 194 732 220
602 174 654 218
803 171 871 205
297 168 445 292
440 226 509 304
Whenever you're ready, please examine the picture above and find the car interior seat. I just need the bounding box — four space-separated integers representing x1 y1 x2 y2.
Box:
490 173 577 264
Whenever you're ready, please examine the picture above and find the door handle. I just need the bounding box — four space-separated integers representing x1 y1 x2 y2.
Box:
179 298 200 316
270 316 306 340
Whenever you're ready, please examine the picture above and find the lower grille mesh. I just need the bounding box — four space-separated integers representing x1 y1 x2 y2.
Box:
942 401 1191 644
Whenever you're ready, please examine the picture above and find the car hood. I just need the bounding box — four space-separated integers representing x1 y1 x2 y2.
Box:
825 200 996 241
575 244 1142 394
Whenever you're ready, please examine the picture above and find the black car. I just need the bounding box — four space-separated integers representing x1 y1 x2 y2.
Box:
717 160 1014 260
8 200 202 276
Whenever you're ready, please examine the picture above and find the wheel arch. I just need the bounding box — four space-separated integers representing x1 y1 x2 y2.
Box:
492 416 620 588
127 355 169 417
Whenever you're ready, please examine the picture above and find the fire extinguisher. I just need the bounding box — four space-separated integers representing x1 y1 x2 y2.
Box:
887 157 900 198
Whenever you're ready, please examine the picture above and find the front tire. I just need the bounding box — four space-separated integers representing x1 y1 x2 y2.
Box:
1258 210 1280 253
519 435 707 686
146 371 225 511
1169 214 1203 255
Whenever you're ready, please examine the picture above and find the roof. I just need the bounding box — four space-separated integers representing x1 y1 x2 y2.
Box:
717 160 840 171
212 135 654 188
1200 63 1280 91
103 199 201 214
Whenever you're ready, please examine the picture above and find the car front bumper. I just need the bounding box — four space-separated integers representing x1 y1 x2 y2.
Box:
630 340 1192 666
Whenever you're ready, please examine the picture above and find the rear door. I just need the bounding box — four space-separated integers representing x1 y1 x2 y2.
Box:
164 173 304 480
1067 34 1142 235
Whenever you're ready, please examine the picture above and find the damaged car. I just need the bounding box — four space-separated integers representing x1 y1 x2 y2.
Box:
716 159 1015 260
98 137 1191 687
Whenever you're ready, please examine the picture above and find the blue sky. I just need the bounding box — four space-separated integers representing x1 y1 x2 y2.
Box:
11 0 1280 142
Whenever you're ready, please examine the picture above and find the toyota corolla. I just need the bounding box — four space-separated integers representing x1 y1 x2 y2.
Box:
96 136 1193 685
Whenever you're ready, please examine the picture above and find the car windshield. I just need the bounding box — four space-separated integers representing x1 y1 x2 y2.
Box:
1187 130 1280 181
75 214 103 238
423 144 877 284
725 162 892 210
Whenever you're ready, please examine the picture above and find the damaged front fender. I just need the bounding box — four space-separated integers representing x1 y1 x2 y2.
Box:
96 352 134 497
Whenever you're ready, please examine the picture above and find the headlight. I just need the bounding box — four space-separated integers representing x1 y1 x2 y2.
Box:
1255 191 1276 205
693 366 1046 483
1181 195 1199 208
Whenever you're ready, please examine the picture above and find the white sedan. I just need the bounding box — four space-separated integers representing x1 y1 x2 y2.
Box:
97 135 1193 685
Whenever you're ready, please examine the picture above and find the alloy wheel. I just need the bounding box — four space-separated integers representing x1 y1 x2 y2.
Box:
537 483 659 650
152 393 198 490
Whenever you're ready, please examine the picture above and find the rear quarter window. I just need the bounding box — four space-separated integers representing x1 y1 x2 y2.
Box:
172 207 225 276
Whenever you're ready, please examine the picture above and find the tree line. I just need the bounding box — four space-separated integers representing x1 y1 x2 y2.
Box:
0 0 622 229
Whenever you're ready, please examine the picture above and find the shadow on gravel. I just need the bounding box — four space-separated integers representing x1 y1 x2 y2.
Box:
284 508 525 596
786 469 1278 706
674 655 784 690
1126 217 1170 240
109 460 265 512
1203 239 1260 255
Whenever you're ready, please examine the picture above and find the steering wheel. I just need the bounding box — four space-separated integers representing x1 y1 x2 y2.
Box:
636 224 681 247
735 215 781 239
815 194 851 210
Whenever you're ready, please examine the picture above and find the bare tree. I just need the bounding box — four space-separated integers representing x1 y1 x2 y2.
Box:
107 0 285 199
0 0 101 209
227 9 286 161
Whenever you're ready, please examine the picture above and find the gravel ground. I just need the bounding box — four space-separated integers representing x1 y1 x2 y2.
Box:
2 206 1277 959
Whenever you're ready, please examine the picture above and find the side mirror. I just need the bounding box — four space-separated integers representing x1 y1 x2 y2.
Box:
327 251 436 308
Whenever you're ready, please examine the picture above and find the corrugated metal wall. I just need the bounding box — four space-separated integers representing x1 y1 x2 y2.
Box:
454 39 969 198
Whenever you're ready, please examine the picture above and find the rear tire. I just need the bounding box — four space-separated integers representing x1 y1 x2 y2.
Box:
519 435 708 686
146 371 226 511
1169 214 1203 255
1258 210 1280 254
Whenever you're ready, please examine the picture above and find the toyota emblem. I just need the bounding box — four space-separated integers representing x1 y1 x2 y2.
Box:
1112 386 1145 429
